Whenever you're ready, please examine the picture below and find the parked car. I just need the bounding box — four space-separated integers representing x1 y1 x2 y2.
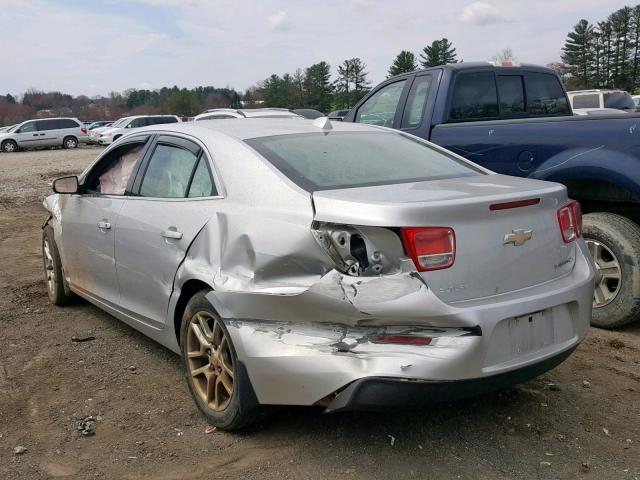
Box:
0 117 88 153
97 115 180 145
344 62 640 328
573 108 629 116
193 108 302 121
567 89 636 112
43 118 594 430
633 95 640 110
327 109 350 121
87 120 113 131
89 117 133 143
292 108 325 119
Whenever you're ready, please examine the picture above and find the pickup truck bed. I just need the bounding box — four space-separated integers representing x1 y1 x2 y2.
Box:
345 62 640 328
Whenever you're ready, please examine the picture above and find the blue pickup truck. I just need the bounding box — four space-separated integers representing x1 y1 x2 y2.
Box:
344 62 640 328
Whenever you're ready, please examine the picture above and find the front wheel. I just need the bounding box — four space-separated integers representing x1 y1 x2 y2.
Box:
2 140 18 153
583 213 640 328
180 290 260 430
63 136 78 149
42 225 75 305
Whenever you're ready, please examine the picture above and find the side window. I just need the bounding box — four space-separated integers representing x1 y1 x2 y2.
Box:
449 72 499 121
60 119 79 129
401 75 433 129
164 117 178 124
572 94 599 109
19 121 37 133
129 118 145 128
525 73 571 115
603 92 635 110
36 120 54 131
139 143 199 198
85 142 147 195
497 76 525 115
355 80 406 127
187 156 216 197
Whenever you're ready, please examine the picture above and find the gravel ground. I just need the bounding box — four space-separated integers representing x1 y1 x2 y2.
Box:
0 147 639 480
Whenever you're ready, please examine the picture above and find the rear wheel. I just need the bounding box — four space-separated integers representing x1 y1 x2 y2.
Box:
42 225 74 305
63 136 78 149
180 290 260 430
583 213 640 328
2 140 18 153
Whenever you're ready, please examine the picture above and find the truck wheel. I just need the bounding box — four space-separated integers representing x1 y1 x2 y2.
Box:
583 213 640 328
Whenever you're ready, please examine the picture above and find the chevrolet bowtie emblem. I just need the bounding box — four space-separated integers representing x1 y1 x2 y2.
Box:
503 229 533 246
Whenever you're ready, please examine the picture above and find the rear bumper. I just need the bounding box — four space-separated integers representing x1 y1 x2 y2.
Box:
212 241 594 407
325 345 576 412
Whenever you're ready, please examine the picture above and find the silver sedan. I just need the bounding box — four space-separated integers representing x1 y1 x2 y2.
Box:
42 118 595 430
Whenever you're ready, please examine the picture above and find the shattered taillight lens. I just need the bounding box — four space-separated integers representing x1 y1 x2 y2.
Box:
400 227 456 271
557 200 582 243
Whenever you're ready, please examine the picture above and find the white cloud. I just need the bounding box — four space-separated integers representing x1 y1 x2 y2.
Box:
267 11 291 32
461 2 508 25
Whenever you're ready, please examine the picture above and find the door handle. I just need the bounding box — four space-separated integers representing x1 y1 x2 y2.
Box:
32 134 39 137
161 229 183 240
97 221 111 230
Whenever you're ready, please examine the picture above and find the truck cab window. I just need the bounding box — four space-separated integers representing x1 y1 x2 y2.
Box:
449 72 499 122
525 73 571 116
401 75 433 129
497 75 525 115
355 80 406 127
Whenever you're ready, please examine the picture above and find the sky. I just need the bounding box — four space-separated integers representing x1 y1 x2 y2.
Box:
0 0 632 97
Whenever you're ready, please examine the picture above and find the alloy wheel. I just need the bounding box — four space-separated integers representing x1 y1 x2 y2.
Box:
3 142 16 152
586 239 622 308
186 311 235 411
65 138 77 149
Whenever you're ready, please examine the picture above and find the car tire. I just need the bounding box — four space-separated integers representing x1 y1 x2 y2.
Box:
63 136 78 149
180 290 261 430
583 213 640 328
42 224 75 306
2 140 18 153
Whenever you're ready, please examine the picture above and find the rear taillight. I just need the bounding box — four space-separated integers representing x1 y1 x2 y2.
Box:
400 227 456 271
81 127 88 134
557 200 582 243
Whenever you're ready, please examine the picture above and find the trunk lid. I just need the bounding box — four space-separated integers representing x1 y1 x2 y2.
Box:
312 174 576 303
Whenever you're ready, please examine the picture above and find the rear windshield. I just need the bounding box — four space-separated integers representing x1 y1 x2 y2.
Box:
245 131 483 191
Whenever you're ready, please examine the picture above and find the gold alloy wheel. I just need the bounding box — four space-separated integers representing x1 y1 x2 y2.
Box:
186 311 235 411
586 239 622 308
43 237 56 296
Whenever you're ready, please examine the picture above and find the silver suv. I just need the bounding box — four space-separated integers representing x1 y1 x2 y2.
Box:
0 117 89 153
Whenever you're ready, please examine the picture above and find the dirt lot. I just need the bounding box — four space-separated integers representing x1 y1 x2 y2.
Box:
0 147 639 480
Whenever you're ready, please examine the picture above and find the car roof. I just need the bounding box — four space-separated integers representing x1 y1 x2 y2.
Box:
139 117 379 141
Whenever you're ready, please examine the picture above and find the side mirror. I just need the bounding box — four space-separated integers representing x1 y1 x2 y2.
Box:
53 176 79 194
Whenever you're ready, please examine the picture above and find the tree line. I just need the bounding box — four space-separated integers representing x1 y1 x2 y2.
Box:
253 39 458 112
561 4 640 91
0 86 242 126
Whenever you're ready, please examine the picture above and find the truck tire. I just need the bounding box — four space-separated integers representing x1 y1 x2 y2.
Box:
583 213 640 328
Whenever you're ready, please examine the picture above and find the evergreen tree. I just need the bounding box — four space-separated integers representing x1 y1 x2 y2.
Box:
350 57 371 103
388 50 417 77
562 19 596 89
304 61 333 112
419 38 457 68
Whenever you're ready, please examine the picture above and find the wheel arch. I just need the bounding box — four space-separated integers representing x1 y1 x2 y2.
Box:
173 278 213 346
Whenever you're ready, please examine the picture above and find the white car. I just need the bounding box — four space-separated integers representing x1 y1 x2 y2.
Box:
567 89 635 111
98 115 181 145
193 108 301 121
573 108 629 116
89 117 133 143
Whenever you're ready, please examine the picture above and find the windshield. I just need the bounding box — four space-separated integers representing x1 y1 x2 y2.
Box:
245 131 483 192
111 117 130 128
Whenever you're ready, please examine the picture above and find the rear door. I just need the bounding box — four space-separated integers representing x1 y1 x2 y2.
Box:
36 119 61 146
115 134 221 327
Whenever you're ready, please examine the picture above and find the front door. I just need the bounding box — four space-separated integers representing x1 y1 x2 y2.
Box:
60 136 151 305
115 135 220 327
14 120 45 148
